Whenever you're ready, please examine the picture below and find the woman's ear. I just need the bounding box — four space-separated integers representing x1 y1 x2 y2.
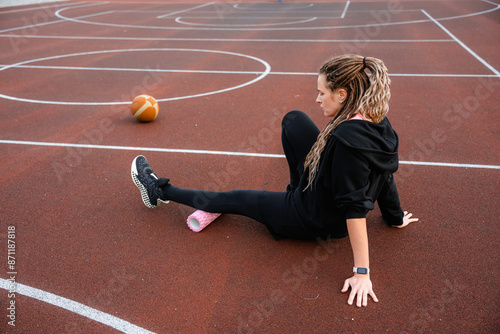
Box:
338 88 348 102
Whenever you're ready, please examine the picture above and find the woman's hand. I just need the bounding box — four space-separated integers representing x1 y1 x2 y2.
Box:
393 211 419 229
341 274 378 307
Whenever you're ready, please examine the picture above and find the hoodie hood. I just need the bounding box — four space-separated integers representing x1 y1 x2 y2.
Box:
331 117 399 173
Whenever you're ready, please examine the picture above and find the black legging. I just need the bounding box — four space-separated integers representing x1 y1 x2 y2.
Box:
161 110 320 239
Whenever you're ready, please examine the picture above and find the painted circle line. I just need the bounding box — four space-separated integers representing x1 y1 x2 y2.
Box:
175 16 317 27
232 3 315 10
0 48 271 106
54 3 500 31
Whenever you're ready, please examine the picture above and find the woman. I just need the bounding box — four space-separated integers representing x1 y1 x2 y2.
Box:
131 54 418 307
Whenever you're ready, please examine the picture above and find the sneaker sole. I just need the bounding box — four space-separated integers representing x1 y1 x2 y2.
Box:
131 156 157 209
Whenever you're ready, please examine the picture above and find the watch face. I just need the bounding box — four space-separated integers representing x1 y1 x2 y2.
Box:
357 268 368 274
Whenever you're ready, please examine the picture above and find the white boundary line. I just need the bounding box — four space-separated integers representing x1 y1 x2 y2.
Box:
388 73 497 78
233 3 314 10
0 63 264 74
0 139 499 170
171 15 321 19
271 72 497 78
0 34 455 43
421 10 500 77
0 64 495 78
0 278 156 334
340 1 350 19
0 140 286 158
398 161 500 169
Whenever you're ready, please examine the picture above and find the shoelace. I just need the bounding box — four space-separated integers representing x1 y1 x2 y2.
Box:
144 166 169 187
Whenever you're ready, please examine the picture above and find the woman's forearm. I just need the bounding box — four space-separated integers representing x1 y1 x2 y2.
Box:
342 217 377 307
346 218 370 271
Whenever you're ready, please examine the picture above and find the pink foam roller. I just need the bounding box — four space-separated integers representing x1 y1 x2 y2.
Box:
187 210 221 232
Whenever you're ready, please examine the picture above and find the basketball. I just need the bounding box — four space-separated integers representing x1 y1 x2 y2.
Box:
131 95 159 122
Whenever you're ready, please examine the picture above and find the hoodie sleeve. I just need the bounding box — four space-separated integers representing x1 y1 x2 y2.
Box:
330 140 375 219
377 174 404 226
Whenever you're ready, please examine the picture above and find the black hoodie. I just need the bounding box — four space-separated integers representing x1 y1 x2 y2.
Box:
293 117 404 239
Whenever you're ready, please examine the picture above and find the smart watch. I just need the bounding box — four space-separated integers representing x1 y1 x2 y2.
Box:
353 267 370 274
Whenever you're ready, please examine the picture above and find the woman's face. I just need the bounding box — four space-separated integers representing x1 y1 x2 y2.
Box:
316 74 346 118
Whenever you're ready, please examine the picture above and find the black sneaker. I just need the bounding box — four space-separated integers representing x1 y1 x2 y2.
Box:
131 155 169 208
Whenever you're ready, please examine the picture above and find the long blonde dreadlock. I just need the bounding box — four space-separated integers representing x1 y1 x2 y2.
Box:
303 54 391 190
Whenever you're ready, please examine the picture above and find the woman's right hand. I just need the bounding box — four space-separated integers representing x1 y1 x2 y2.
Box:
393 211 419 228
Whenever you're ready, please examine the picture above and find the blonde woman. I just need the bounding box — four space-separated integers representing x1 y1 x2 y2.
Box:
131 54 418 307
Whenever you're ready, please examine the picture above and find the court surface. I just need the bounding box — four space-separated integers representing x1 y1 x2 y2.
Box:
0 0 499 333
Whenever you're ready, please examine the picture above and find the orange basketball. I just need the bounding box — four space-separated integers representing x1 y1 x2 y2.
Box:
131 95 159 122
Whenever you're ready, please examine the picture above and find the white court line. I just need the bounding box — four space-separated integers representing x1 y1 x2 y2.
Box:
0 47 271 105
0 278 156 334
0 2 108 34
175 16 317 27
126 8 416 16
398 161 500 169
0 140 286 158
233 3 314 10
268 72 497 78
340 1 350 19
0 140 499 170
422 10 500 77
172 16 319 19
0 1 87 14
157 2 214 19
0 64 264 75
440 0 500 21
53 2 500 31
388 73 497 78
0 64 496 78
0 34 455 43
482 0 500 6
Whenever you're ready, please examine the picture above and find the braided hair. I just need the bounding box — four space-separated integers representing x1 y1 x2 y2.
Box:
303 54 391 190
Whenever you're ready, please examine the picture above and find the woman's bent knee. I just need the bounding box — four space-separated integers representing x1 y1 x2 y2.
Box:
282 110 307 128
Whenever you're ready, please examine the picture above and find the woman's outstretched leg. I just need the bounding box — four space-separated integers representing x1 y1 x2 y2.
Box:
131 155 276 218
162 185 287 224
131 155 310 239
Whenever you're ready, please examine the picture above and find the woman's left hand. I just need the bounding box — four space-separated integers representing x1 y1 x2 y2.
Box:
393 211 419 229
341 274 379 307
